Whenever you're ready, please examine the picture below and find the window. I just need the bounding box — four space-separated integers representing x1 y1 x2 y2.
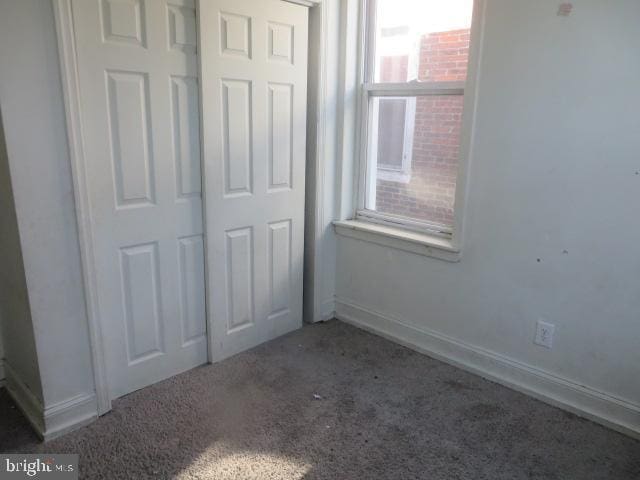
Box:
376 97 415 183
357 0 475 237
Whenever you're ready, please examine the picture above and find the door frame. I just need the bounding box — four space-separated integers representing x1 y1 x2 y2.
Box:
53 0 326 415
53 0 111 415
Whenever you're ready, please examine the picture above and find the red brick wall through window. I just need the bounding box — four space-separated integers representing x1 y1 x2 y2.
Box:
375 28 470 226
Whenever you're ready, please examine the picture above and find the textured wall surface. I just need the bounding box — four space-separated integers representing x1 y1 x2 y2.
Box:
339 0 640 417
0 0 95 407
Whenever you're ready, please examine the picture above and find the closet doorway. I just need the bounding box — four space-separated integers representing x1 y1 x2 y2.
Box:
66 0 308 402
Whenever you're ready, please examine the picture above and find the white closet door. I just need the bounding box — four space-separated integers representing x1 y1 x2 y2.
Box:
72 0 207 399
198 0 308 361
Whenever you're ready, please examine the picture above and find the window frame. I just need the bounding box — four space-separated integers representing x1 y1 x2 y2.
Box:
354 0 481 239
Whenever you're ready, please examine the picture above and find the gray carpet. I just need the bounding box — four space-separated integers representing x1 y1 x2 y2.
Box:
1 320 638 479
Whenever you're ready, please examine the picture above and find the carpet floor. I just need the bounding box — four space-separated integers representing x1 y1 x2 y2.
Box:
0 320 638 479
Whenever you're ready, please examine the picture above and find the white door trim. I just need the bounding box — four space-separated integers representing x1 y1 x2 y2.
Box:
305 0 337 322
52 0 111 415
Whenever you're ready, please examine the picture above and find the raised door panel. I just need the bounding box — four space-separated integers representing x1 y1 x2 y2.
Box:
268 220 291 318
267 83 293 191
120 243 164 364
221 80 253 197
106 71 155 207
178 235 207 345
102 0 147 47
225 227 254 332
167 1 197 53
170 76 201 199
267 22 293 64
220 12 252 59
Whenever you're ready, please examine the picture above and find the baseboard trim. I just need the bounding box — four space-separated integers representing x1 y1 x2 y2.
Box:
4 362 45 436
320 298 336 322
335 297 640 440
44 392 97 441
4 361 97 441
308 298 336 323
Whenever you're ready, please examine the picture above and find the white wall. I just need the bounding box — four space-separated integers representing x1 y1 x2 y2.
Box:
0 105 42 399
335 0 640 435
0 0 95 414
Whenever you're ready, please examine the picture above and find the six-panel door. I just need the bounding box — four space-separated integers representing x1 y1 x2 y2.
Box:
72 0 308 397
72 0 208 398
199 0 308 361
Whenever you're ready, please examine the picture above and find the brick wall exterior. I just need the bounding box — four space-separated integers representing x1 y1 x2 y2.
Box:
376 28 470 227
380 55 409 82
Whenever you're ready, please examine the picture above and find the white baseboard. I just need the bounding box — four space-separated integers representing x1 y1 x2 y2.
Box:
4 361 45 436
335 297 640 440
320 298 335 321
43 392 97 441
308 298 336 323
4 361 97 441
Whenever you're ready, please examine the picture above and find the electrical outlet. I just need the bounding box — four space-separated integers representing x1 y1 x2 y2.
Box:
534 320 555 348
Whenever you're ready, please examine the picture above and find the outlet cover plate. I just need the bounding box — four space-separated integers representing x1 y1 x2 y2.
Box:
534 320 555 348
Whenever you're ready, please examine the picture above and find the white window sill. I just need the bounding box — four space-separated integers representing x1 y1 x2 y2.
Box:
333 220 461 262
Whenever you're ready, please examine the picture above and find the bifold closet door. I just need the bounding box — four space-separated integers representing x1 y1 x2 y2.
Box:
198 0 308 360
72 0 207 399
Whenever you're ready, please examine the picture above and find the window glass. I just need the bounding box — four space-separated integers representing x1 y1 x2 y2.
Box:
363 0 474 231
368 95 464 228
377 98 408 170
373 0 473 84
